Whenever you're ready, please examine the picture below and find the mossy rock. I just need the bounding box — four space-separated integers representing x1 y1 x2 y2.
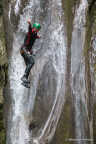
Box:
0 69 5 87
0 17 8 65
0 6 7 143
0 129 6 144
0 103 6 144
0 64 8 88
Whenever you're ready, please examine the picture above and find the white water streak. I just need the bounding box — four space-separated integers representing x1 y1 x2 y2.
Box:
8 4 11 20
8 33 30 144
18 0 40 32
72 0 88 143
74 0 88 30
32 0 66 143
15 0 21 15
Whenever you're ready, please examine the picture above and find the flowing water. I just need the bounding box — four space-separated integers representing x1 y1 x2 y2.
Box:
4 0 92 144
71 0 88 142
71 0 93 143
5 0 66 143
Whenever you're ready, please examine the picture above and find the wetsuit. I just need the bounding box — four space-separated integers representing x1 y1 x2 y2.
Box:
20 23 40 79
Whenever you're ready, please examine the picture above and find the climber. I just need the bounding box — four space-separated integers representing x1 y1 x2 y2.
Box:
20 19 41 84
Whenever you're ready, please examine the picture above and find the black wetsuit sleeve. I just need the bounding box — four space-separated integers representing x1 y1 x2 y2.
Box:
28 23 32 33
24 35 28 45
24 23 32 45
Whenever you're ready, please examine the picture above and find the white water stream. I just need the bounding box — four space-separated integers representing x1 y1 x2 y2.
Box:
71 0 89 143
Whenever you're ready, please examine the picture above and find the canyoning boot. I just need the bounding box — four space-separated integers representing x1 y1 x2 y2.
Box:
21 75 30 88
21 81 30 88
29 120 39 131
21 75 30 83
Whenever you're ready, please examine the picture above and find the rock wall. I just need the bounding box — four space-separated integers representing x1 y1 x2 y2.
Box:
0 1 7 143
2 0 96 144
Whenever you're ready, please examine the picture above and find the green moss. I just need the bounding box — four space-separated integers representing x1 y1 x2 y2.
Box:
0 17 8 65
0 129 6 144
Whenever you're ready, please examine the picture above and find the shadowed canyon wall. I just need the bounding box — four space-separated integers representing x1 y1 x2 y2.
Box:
2 0 96 144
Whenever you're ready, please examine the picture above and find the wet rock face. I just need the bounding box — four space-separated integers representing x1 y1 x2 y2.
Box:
33 62 57 130
0 1 8 143
85 0 96 141
0 0 3 16
0 16 8 88
88 0 96 12
3 0 65 143
3 0 28 56
3 0 13 57
3 0 96 143
0 103 6 144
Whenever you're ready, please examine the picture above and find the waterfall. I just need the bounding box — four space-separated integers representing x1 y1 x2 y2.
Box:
4 0 92 143
5 0 66 143
71 0 89 143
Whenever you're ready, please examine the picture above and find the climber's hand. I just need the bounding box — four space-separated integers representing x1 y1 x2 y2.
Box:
27 19 31 24
27 51 30 55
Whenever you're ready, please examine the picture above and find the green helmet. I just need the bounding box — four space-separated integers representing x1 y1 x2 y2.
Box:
32 23 41 30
